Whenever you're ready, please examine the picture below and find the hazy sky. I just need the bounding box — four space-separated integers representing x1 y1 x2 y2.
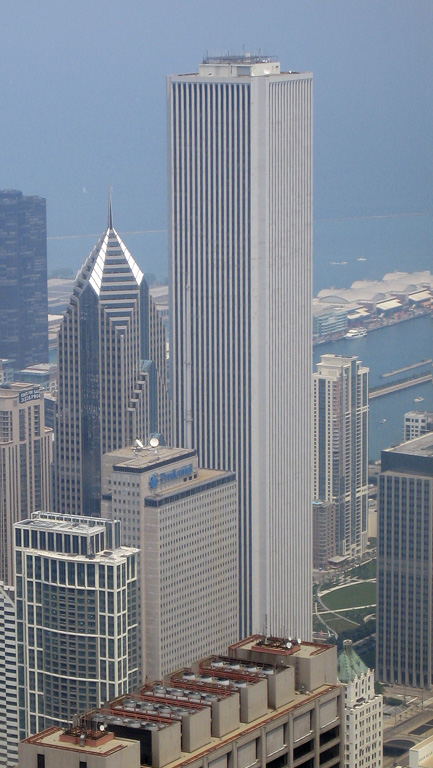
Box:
1 1 431 277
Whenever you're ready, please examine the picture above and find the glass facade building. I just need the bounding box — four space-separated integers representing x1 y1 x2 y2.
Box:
53 205 170 517
0 190 48 370
15 512 139 738
377 434 433 688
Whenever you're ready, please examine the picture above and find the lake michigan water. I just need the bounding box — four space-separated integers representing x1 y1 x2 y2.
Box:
314 315 433 461
313 214 432 461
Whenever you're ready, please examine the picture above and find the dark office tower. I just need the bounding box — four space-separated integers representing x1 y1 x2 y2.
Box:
53 201 169 516
0 190 48 369
377 433 433 688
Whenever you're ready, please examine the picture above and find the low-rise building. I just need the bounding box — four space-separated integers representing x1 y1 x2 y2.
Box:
18 362 58 394
0 360 14 385
18 726 140 767
20 634 344 768
404 410 433 441
409 734 433 767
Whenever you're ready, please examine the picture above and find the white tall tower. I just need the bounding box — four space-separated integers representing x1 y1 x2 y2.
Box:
168 55 313 637
313 354 369 558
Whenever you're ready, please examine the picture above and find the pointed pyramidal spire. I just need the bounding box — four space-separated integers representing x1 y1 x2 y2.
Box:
108 187 113 230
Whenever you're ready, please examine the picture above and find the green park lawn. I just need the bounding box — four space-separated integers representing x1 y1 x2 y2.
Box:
321 581 376 611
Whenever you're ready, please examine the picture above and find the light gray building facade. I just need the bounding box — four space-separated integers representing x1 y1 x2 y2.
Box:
377 434 433 688
404 410 433 441
168 55 313 639
102 444 239 680
0 383 52 585
0 582 18 768
313 355 369 558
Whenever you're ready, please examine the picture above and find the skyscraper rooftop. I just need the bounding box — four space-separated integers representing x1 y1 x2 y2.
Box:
338 639 368 683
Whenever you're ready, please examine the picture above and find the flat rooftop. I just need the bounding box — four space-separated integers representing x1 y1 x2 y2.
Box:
385 432 433 458
17 512 108 534
230 635 334 660
109 445 196 471
22 726 137 756
0 382 41 398
382 432 433 476
202 54 277 64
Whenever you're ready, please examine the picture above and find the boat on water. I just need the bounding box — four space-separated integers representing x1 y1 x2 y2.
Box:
357 257 367 262
345 328 367 339
381 419 387 423
414 396 424 403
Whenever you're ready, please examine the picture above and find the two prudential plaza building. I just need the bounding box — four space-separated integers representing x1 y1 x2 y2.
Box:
168 55 313 639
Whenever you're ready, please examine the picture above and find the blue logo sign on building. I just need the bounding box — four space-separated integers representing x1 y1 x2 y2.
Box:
149 463 193 489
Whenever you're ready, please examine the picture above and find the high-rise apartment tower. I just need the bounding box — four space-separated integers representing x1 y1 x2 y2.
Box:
15 512 139 738
313 354 369 558
0 190 48 370
168 55 313 637
53 202 170 517
0 384 52 584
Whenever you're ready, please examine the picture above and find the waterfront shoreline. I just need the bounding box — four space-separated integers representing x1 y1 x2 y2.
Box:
370 373 433 399
313 306 432 347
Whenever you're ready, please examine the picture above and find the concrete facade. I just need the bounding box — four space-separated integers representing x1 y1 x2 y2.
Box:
31 634 343 768
404 411 433 441
0 582 18 767
0 383 52 584
19 727 140 768
338 640 382 768
168 54 313 639
313 355 369 558
101 444 239 680
313 500 337 570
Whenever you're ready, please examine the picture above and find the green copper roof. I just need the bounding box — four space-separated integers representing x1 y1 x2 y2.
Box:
338 640 368 683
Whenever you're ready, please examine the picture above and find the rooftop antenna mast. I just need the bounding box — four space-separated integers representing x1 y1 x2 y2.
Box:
108 186 113 230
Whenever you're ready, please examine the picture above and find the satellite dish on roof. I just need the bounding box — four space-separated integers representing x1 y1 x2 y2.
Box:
135 439 144 449
150 436 159 449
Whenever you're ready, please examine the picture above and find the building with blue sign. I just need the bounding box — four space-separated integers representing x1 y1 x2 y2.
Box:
102 444 239 680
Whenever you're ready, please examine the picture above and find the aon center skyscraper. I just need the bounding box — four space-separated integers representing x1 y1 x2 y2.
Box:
168 55 313 638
